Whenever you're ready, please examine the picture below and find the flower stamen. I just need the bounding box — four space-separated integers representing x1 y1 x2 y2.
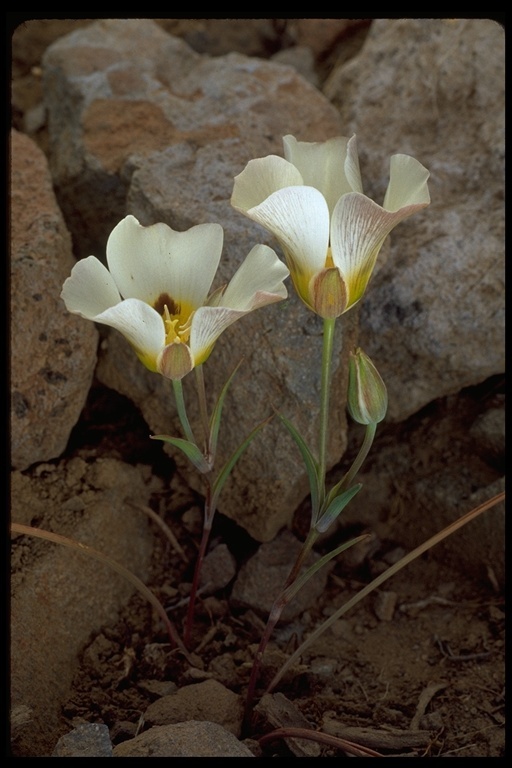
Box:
162 304 192 345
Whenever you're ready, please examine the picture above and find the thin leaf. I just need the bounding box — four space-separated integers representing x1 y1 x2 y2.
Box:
315 484 362 534
211 417 271 512
151 434 210 474
278 412 321 522
282 533 369 604
209 359 243 459
10 522 193 661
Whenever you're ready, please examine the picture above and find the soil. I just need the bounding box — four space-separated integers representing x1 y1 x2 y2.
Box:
45 378 507 757
10 18 505 758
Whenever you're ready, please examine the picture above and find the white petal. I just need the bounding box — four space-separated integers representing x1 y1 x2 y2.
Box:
94 298 165 366
231 155 303 212
61 256 121 318
220 244 289 311
344 135 364 195
189 305 248 366
383 154 430 212
283 134 360 215
106 215 223 310
331 192 427 308
244 186 330 279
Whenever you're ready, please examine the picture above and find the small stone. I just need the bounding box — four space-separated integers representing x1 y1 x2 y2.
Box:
52 722 112 757
374 591 398 621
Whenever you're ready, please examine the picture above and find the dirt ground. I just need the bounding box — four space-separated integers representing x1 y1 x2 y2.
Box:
10 18 505 758
14 376 504 757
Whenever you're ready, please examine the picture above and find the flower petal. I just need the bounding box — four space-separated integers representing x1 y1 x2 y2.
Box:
242 186 330 289
189 305 249 366
283 134 362 215
231 155 303 212
94 298 165 372
106 215 223 311
61 256 121 318
344 135 364 195
220 244 289 311
383 154 430 212
331 192 428 309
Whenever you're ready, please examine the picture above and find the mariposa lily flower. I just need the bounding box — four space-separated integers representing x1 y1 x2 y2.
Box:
61 215 289 380
231 134 430 318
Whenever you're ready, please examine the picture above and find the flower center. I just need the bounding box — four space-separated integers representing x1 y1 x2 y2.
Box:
153 293 192 345
325 246 334 269
163 304 192 345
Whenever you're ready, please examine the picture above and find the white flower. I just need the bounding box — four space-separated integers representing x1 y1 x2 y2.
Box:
231 134 430 318
61 215 289 380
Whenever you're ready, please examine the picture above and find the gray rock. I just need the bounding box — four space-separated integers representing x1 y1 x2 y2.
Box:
324 19 505 421
230 529 331 621
10 129 98 470
52 723 112 757
112 721 255 757
42 18 359 541
200 542 237 593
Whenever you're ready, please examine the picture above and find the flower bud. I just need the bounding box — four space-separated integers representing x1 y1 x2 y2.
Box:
347 348 388 425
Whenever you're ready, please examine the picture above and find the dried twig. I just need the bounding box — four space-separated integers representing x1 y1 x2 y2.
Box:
259 726 384 757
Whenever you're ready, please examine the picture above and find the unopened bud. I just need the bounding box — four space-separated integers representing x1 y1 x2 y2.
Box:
347 348 387 424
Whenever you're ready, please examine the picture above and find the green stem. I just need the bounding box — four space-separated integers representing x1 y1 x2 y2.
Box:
328 422 377 504
172 379 196 445
346 422 377 486
318 318 336 504
195 364 211 459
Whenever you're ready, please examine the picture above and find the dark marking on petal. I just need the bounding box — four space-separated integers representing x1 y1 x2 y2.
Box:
154 292 179 316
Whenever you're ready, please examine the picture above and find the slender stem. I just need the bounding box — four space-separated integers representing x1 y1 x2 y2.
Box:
318 318 336 500
243 527 319 731
183 481 214 648
195 364 211 458
334 422 377 498
172 378 196 445
243 598 284 733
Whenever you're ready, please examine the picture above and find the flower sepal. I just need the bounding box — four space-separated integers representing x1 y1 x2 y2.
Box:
347 348 388 425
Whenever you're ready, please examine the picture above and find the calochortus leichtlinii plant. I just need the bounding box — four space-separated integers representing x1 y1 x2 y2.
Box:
61 213 289 645
231 134 430 724
60 132 431 727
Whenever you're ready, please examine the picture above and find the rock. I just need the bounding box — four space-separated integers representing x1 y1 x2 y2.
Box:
272 45 319 87
200 543 237 593
10 128 98 470
287 18 365 58
255 692 321 757
144 678 244 737
324 19 505 421
112 721 255 757
10 458 160 757
52 723 112 757
157 18 280 58
42 18 358 541
230 530 331 621
469 398 505 471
